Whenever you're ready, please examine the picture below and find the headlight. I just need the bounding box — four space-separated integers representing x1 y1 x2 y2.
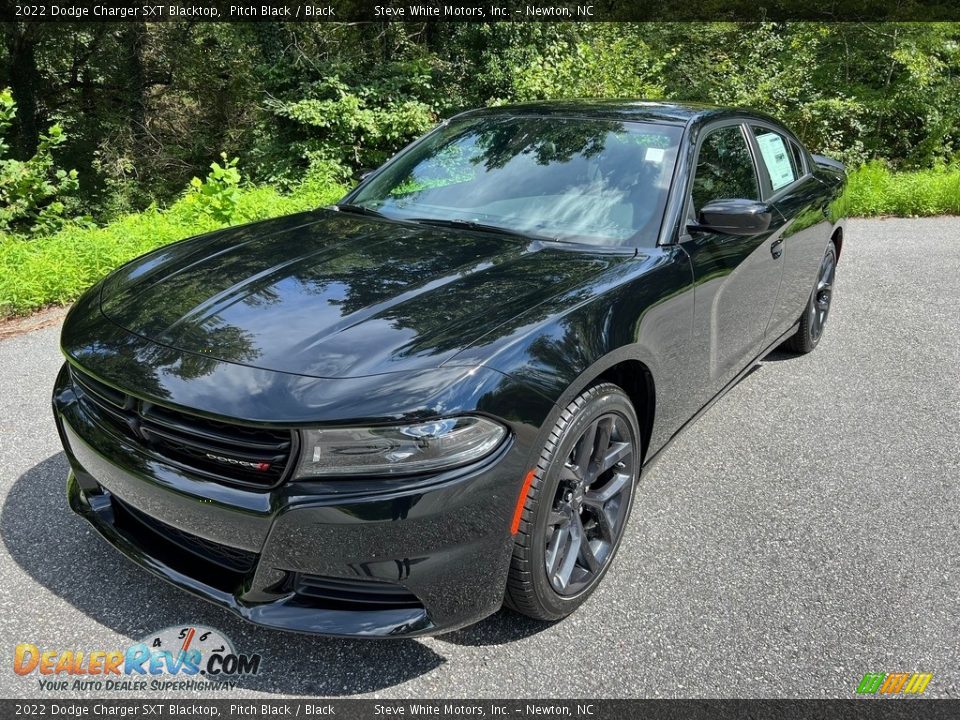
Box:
294 416 507 478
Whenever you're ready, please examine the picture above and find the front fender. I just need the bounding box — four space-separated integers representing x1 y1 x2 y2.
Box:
445 245 696 464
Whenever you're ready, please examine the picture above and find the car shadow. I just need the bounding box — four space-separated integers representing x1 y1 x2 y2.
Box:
761 347 801 363
1 453 446 696
436 609 555 647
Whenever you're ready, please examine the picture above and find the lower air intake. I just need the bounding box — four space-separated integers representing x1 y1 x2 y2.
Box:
293 574 422 610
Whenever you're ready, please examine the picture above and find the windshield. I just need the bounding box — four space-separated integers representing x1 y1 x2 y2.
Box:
348 115 683 246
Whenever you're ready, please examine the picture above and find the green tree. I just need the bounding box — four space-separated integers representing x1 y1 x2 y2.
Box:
0 88 79 237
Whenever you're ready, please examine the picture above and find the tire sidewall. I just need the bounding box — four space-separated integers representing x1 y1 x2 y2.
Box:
807 241 838 349
527 388 641 618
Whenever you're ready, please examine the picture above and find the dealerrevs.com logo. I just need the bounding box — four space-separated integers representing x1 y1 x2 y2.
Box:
13 625 262 692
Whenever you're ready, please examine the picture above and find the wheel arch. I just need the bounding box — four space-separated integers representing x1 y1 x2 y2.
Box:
526 349 658 467
831 224 844 261
595 360 656 462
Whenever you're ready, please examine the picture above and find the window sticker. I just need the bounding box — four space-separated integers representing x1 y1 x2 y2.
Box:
755 132 796 191
645 147 665 163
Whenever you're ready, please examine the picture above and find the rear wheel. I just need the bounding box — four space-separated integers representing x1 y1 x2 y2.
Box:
505 383 640 621
784 240 837 354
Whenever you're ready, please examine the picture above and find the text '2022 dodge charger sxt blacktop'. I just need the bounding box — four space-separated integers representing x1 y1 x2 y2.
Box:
53 101 845 638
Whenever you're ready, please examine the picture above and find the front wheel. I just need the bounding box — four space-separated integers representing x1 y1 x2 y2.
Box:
784 240 837 354
505 383 640 621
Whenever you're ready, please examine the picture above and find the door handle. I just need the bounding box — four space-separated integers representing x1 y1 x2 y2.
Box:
770 238 784 259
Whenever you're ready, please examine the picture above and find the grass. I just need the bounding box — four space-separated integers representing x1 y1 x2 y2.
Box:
2 162 959 319
0 177 346 318
838 161 960 217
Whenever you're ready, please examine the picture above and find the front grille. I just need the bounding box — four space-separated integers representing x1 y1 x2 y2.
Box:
294 574 422 610
70 365 294 488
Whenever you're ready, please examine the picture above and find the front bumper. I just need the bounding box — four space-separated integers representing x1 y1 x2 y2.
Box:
54 364 525 638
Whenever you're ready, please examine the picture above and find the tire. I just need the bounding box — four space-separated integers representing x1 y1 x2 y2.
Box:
505 382 641 621
784 240 838 354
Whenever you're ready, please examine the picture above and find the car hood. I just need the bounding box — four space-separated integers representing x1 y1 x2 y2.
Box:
99 209 620 379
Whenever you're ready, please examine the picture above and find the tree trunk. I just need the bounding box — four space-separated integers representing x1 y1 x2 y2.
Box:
3 23 43 158
122 23 148 152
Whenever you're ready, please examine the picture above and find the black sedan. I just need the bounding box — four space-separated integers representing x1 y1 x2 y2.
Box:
53 101 845 637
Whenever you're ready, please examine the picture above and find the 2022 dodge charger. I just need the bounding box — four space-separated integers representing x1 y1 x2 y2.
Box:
53 102 846 638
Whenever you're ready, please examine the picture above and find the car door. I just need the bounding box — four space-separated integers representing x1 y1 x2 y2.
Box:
746 123 835 341
679 121 786 402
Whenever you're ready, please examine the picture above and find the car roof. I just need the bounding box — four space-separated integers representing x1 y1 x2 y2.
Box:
453 100 780 129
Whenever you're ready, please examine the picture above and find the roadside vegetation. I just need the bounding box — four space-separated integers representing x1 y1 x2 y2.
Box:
2 22 960 318
835 161 960 218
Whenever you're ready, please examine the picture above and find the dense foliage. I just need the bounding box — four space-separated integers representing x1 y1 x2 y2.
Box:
0 88 80 237
3 22 960 220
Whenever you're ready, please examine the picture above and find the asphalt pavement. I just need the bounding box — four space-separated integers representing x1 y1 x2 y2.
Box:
1 218 957 699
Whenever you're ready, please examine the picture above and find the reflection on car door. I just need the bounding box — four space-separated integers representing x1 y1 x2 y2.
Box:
748 124 834 341
679 122 786 404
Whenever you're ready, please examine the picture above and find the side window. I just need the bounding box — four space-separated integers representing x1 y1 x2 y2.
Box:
751 126 800 192
691 126 759 215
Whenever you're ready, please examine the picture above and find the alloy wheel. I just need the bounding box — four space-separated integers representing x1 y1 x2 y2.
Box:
544 413 636 596
810 248 837 342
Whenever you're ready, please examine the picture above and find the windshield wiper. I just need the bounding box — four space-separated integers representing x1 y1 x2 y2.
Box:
332 203 388 218
408 217 535 240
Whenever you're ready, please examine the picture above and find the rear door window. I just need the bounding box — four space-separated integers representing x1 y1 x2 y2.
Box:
751 126 800 192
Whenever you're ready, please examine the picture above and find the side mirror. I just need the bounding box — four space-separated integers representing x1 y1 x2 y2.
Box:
690 199 772 236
